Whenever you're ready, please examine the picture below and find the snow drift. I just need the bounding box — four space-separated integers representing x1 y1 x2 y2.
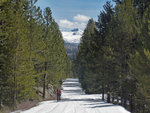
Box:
12 78 130 113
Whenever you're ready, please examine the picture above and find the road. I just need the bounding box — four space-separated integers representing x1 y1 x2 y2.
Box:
13 78 130 113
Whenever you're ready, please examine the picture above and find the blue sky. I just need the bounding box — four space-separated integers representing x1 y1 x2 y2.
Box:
36 0 114 31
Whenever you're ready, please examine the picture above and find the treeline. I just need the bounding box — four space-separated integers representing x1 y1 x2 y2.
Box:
0 0 71 108
73 0 150 113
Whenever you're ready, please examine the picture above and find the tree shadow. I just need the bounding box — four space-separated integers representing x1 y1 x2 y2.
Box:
61 79 119 109
61 98 118 109
62 90 82 93
90 104 118 108
63 84 81 87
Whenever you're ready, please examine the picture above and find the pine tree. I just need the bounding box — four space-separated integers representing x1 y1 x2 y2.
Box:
0 0 75 110
74 19 98 93
129 5 150 113
0 1 11 107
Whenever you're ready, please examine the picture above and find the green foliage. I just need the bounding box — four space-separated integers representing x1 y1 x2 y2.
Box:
0 0 71 109
73 19 98 93
129 5 150 112
73 0 150 112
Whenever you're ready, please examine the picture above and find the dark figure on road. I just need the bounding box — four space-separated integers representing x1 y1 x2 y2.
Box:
56 88 61 101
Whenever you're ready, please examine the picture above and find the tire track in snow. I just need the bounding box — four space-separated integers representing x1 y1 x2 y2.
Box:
14 78 130 113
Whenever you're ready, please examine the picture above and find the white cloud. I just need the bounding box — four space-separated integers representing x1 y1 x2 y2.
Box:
73 14 90 22
59 19 87 30
59 14 91 31
59 19 74 29
74 22 87 30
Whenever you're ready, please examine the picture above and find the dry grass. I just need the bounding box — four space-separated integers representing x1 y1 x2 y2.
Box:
0 93 57 113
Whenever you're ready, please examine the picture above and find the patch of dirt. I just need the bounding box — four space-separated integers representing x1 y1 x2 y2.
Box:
15 100 39 111
10 95 57 113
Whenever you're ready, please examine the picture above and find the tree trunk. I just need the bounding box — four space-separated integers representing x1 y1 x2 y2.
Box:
102 82 104 101
123 98 127 108
0 97 1 109
121 97 123 105
43 74 46 98
130 95 133 112
29 0 33 60
112 93 114 103
43 62 47 98
107 92 111 103
13 50 18 105
121 88 123 105
117 96 119 104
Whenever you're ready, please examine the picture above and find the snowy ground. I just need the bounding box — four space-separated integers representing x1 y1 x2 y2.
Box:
12 78 130 113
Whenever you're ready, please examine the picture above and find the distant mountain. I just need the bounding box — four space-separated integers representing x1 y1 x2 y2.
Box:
62 28 83 43
64 42 78 61
62 29 82 61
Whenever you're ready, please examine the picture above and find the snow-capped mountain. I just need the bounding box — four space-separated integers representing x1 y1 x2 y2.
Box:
62 28 83 44
62 28 83 61
64 42 78 61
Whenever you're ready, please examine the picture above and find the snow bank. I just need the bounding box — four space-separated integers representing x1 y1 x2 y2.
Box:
11 78 130 113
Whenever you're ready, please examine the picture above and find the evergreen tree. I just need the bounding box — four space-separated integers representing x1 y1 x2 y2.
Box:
0 1 71 109
0 0 13 107
129 4 150 113
73 1 149 112
74 19 98 93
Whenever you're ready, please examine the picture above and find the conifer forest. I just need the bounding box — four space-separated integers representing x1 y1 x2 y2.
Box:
0 0 71 110
73 0 150 113
0 0 150 113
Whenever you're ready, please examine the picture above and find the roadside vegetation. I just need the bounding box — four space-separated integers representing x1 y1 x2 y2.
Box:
73 0 150 113
0 0 72 112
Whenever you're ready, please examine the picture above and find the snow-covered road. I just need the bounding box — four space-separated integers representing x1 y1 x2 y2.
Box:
14 78 130 113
